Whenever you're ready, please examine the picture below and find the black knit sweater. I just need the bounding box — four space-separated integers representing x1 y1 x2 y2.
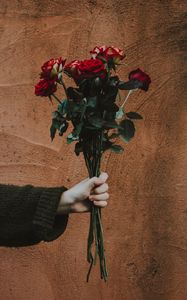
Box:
0 183 69 247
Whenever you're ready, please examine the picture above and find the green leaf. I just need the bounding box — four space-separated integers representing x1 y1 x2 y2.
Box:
102 102 119 112
79 79 88 90
68 98 85 114
85 125 97 130
66 137 74 144
126 112 143 119
74 142 83 156
104 111 116 121
116 107 125 120
107 76 119 88
118 119 135 142
67 87 83 100
102 140 113 152
52 111 59 119
94 77 102 87
58 100 68 115
50 124 57 141
86 96 97 108
88 116 105 129
59 121 68 136
104 120 119 129
72 103 82 113
118 80 142 90
72 122 83 136
52 111 66 124
103 86 118 103
66 99 86 121
67 133 79 144
52 118 61 129
110 144 124 153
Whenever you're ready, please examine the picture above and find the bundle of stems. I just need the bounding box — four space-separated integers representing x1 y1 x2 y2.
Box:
81 129 108 282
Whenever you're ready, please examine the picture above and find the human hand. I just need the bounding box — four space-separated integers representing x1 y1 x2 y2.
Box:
57 172 109 214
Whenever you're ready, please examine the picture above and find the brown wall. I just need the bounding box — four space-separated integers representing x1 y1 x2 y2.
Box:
0 1 186 299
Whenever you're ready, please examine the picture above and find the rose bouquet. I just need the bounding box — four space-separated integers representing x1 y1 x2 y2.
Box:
35 46 151 281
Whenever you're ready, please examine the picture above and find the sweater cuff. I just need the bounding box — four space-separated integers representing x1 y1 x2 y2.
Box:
32 186 69 242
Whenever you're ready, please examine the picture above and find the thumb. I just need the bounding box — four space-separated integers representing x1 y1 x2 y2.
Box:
98 172 108 182
88 172 108 189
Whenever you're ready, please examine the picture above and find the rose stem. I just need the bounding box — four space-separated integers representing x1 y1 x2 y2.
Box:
87 195 95 274
87 212 94 262
96 210 105 279
84 149 94 281
51 93 62 104
121 89 133 108
117 91 122 103
92 174 99 268
97 208 108 279
85 153 94 263
98 115 108 280
59 79 69 99
86 129 108 281
86 132 99 281
95 130 107 280
92 134 98 266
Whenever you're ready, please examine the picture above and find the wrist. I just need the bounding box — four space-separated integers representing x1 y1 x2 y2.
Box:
56 190 92 214
57 191 74 215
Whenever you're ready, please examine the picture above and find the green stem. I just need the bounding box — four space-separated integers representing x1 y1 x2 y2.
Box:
93 207 98 265
97 208 108 278
117 91 122 103
87 205 94 262
83 129 108 282
51 93 62 105
121 89 133 108
86 254 94 282
59 79 68 99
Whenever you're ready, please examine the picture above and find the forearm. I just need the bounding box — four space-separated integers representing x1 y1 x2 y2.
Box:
0 183 69 247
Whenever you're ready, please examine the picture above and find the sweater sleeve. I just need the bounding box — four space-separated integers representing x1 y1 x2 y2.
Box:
0 183 69 247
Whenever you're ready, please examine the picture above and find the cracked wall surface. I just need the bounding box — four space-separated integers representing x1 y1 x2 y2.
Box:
0 1 186 299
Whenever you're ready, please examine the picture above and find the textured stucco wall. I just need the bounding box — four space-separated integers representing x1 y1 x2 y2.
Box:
0 1 186 299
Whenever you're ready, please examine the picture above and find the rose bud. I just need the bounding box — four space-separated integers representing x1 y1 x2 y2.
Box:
64 60 81 83
40 57 66 80
90 46 125 64
35 79 57 97
128 68 151 91
90 46 106 59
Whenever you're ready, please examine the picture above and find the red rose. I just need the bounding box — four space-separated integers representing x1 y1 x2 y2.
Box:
64 60 81 82
64 59 107 83
128 68 151 91
40 57 66 80
35 79 57 96
90 46 125 64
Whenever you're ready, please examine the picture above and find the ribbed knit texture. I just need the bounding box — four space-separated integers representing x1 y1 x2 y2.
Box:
0 183 69 247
